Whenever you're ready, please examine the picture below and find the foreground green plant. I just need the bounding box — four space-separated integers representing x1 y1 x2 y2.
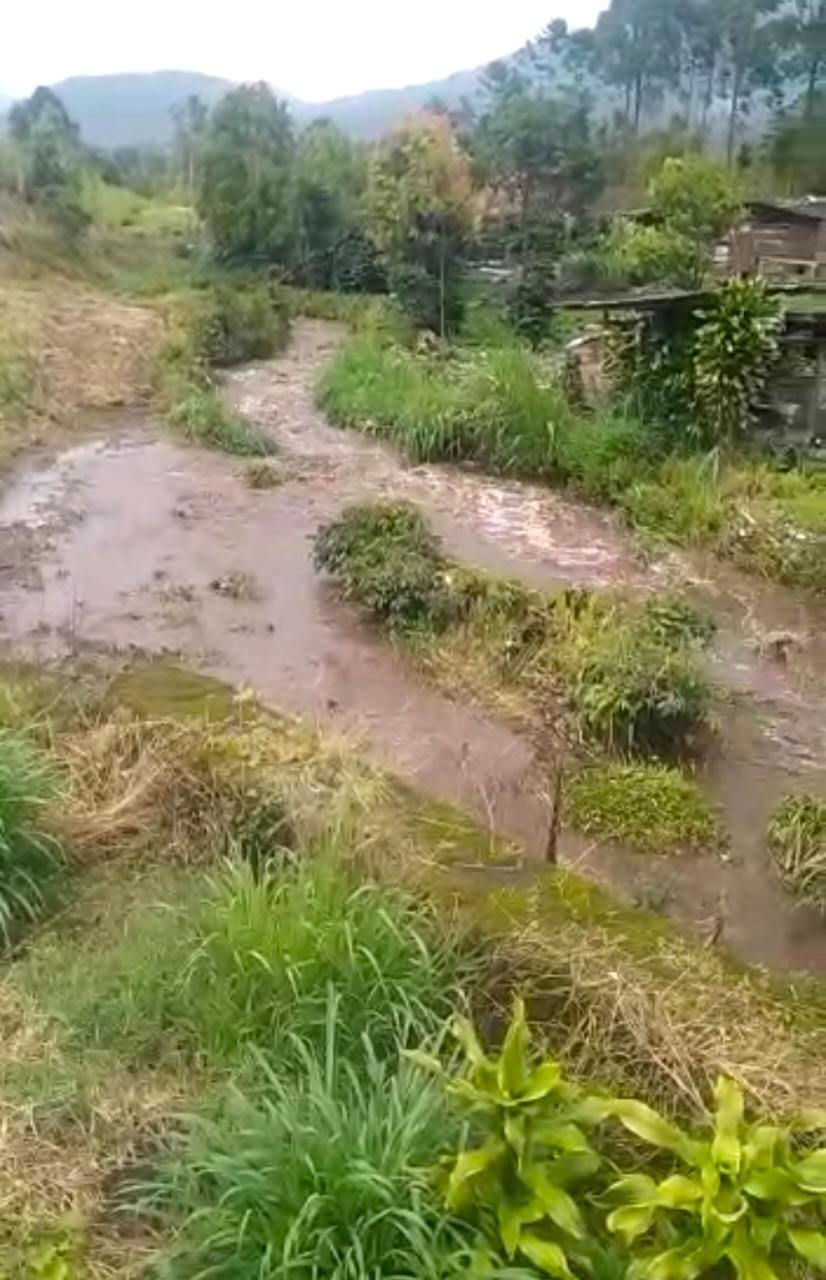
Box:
607 1076 826 1280
166 380 274 456
0 730 64 947
412 998 609 1279
767 795 826 912
566 762 723 856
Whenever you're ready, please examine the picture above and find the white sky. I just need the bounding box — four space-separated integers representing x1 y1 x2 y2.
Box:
3 0 605 100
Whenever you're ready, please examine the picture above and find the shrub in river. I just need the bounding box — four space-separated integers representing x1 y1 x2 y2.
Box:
566 761 723 855
189 279 289 367
314 501 458 634
244 459 284 488
767 795 826 912
146 1022 472 1280
0 730 64 947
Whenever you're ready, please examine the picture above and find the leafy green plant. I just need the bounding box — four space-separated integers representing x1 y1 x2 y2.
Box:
691 280 782 449
166 380 274 456
566 762 724 856
189 279 289 367
607 1076 826 1280
314 502 459 634
0 730 64 947
767 795 826 911
412 998 610 1278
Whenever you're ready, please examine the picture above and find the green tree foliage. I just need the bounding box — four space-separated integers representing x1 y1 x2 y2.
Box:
649 155 742 283
171 93 208 196
8 86 88 235
198 83 295 263
366 112 476 334
766 91 826 193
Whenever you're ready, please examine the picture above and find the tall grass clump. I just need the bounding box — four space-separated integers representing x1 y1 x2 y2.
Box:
566 761 724 854
767 795 826 912
318 332 569 474
145 1023 472 1280
48 853 467 1073
0 730 64 947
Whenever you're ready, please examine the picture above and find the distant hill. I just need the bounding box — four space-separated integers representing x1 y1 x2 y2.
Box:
17 64 487 149
51 71 239 149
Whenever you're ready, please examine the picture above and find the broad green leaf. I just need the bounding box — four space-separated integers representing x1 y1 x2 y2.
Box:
532 1121 592 1154
446 1140 504 1209
607 1204 656 1243
749 1217 778 1253
742 1167 799 1203
498 1196 544 1256
522 1061 563 1103
788 1228 826 1269
643 1243 708 1280
607 1173 658 1205
712 1077 744 1174
519 1233 574 1279
570 1095 615 1127
505 1111 526 1160
726 1225 779 1280
791 1149 826 1192
498 998 530 1097
655 1175 703 1209
544 1151 601 1185
611 1100 693 1157
522 1166 585 1238
453 1015 492 1071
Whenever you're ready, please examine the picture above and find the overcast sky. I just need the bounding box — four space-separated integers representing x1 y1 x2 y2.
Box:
3 0 605 100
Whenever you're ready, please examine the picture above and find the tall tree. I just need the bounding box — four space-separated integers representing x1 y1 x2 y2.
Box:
716 0 784 162
8 86 87 234
367 113 475 335
590 0 679 131
198 83 295 263
171 94 208 196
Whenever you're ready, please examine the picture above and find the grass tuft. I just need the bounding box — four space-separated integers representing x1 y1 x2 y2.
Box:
767 795 826 912
0 730 64 947
566 761 725 855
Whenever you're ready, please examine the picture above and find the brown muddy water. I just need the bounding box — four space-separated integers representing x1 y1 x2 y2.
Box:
1 319 825 972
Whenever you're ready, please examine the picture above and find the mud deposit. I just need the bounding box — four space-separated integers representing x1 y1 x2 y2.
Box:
1 320 825 971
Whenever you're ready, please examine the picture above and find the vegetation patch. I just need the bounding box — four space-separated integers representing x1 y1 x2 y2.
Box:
767 795 826 912
244 459 286 489
0 730 65 948
316 502 714 757
566 761 724 855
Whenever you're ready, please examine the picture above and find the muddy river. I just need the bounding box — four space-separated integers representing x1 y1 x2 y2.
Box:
1 319 825 971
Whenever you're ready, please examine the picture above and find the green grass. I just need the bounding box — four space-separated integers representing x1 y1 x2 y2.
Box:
30 854 468 1074
767 795 826 912
0 730 65 947
144 1024 472 1280
315 502 715 757
166 380 274 456
566 761 724 855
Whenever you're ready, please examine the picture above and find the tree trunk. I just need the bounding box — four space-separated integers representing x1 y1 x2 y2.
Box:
726 64 744 165
633 73 643 133
700 51 716 135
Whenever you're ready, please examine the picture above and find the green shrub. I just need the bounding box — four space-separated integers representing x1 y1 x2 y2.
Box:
566 762 723 855
314 502 458 634
147 1026 473 1280
0 730 64 947
190 279 289 367
767 795 826 911
556 411 656 502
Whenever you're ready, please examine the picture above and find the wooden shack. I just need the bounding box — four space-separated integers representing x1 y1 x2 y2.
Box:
728 200 826 282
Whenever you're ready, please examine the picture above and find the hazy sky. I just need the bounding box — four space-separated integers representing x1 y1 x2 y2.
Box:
4 0 605 100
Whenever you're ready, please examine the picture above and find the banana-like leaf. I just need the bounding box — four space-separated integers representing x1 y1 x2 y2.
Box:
446 1139 505 1209
788 1227 826 1269
711 1077 744 1175
522 1165 585 1238
532 1121 593 1154
655 1175 703 1209
742 1124 781 1170
607 1173 658 1205
521 1061 563 1103
611 1100 694 1158
498 1195 544 1256
791 1149 826 1193
725 1224 780 1280
607 1204 656 1243
544 1150 601 1185
498 998 531 1097
505 1111 527 1160
519 1233 575 1279
749 1217 778 1252
742 1167 801 1203
641 1242 708 1280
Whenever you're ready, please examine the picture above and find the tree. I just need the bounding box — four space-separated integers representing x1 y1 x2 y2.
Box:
765 91 826 192
8 87 87 235
198 83 295 264
649 154 742 282
293 119 379 290
171 94 208 196
366 112 476 336
589 0 680 131
715 0 784 162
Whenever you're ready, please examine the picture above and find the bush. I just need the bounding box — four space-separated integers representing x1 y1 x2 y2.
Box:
556 410 657 502
566 761 724 854
147 1033 472 1280
167 382 274 457
767 795 826 912
314 502 458 634
190 279 289 367
0 730 64 947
